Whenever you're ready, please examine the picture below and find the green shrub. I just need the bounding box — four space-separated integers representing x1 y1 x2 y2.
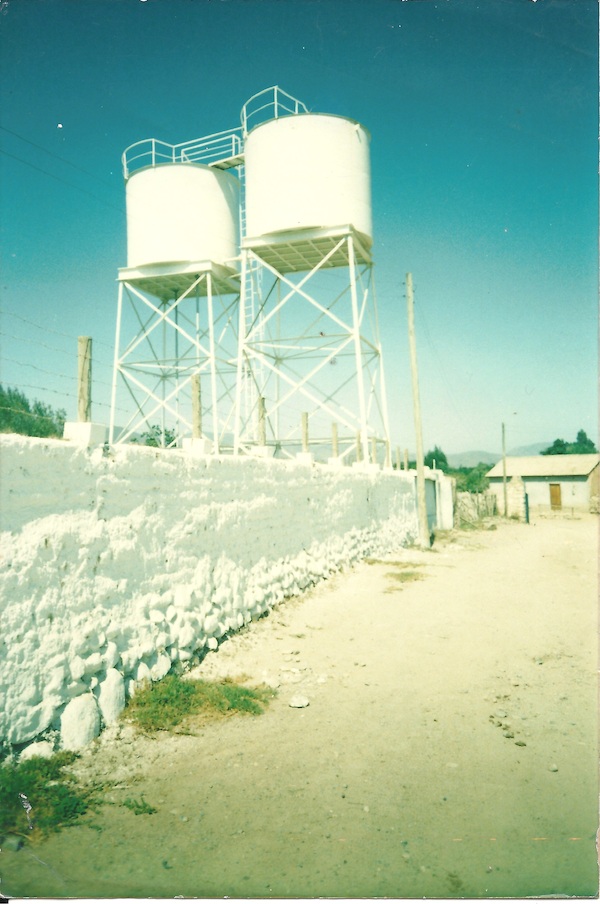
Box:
0 385 66 438
0 752 96 838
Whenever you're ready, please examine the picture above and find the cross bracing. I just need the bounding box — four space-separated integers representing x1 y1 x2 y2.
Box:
109 270 240 450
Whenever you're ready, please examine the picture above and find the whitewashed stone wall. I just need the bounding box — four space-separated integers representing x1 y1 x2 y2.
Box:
0 435 418 749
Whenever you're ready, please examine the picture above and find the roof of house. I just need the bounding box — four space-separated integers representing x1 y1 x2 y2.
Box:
486 453 599 479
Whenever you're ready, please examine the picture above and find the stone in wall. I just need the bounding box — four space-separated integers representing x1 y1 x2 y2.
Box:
60 694 101 751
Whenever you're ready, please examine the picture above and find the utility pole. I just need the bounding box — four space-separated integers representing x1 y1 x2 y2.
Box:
406 274 430 546
502 421 508 517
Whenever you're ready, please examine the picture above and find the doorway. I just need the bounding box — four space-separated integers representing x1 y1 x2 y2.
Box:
549 483 562 510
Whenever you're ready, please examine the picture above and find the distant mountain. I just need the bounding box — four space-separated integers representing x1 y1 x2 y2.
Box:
507 442 551 457
446 442 551 468
446 450 500 468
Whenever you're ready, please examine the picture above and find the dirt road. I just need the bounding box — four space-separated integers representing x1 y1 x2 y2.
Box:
1 514 597 898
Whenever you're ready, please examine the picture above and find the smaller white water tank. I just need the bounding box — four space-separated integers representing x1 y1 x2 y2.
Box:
244 114 372 246
125 163 239 270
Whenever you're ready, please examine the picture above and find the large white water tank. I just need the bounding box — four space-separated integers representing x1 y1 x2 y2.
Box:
244 114 372 246
125 163 239 270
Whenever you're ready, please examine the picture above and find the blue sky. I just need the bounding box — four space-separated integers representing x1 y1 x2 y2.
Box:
1 0 597 455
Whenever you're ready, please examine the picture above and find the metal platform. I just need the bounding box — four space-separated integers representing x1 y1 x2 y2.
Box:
117 261 241 302
243 225 372 274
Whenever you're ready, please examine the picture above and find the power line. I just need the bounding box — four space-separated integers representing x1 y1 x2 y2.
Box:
2 382 127 416
0 310 115 353
0 331 113 371
0 147 125 216
0 404 64 423
0 125 116 190
11 381 75 401
2 355 77 383
1 309 79 341
1 351 116 394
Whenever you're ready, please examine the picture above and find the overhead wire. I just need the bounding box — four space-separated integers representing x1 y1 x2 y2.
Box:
0 404 67 424
2 355 77 383
0 125 116 190
1 309 115 356
0 147 127 217
3 382 127 415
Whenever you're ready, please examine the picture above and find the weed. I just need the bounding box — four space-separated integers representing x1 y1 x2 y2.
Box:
123 674 273 733
123 796 157 815
0 751 101 839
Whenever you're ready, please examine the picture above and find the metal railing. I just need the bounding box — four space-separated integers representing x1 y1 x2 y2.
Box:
122 127 243 179
121 87 307 178
241 86 308 136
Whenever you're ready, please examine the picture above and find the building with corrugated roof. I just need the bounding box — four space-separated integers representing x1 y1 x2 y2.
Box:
486 454 599 515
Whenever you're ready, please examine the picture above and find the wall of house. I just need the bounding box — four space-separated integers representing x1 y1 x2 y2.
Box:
1 434 437 751
523 475 591 511
489 474 593 513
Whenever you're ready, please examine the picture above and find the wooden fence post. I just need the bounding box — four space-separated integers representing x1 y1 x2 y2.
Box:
301 412 309 454
77 336 92 423
258 397 266 447
191 374 202 438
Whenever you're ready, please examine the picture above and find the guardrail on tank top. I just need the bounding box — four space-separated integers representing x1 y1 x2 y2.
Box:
122 128 243 179
240 86 308 137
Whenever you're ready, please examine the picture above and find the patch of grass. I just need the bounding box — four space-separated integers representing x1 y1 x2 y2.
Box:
0 751 100 839
385 570 424 583
123 796 157 815
366 558 425 568
124 674 273 733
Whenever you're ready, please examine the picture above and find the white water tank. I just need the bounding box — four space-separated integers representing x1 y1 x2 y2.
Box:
244 114 372 246
125 163 239 270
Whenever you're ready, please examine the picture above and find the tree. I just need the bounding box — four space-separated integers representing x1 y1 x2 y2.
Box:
0 385 66 438
453 462 490 494
142 424 177 448
541 438 568 455
424 445 448 472
573 429 597 453
541 429 597 456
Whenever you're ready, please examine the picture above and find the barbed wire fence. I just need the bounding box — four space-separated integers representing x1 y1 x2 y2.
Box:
0 309 130 425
